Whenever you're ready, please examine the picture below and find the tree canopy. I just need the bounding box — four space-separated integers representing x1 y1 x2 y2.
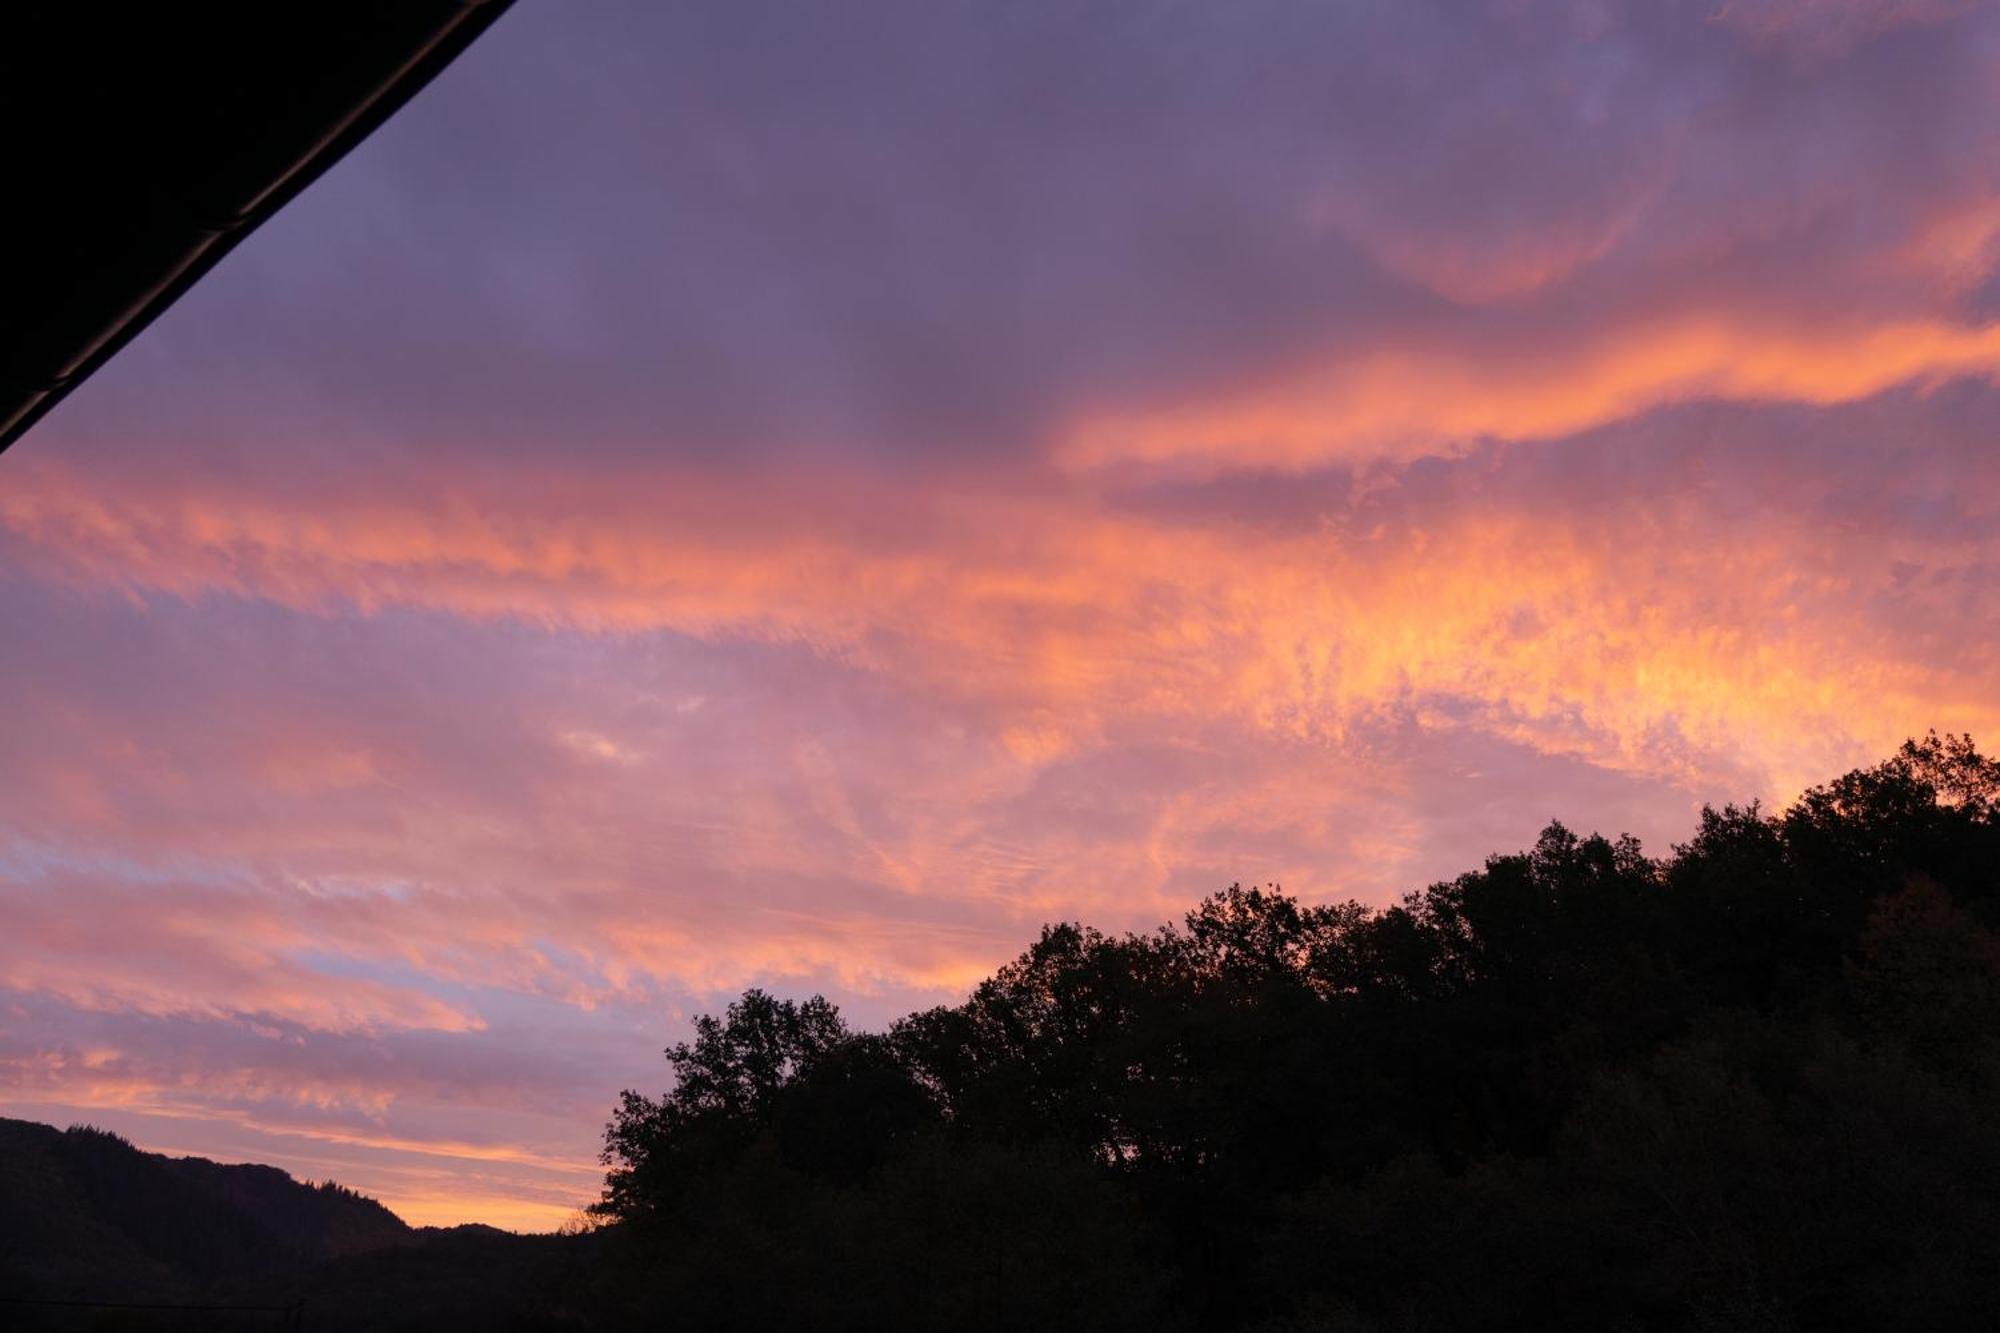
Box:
591 734 2000 1332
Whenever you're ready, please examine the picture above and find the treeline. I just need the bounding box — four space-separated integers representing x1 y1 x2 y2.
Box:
588 735 2000 1332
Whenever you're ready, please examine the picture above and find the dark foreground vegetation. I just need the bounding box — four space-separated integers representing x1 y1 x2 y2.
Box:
8 735 1999 1330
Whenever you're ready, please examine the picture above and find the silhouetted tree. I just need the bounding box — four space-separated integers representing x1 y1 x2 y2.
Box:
582 734 2000 1331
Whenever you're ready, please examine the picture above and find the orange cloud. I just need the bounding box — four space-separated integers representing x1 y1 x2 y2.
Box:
5 452 1992 818
1062 317 2000 473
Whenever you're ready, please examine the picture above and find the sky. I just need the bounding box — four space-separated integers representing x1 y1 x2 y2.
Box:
3 0 1999 1230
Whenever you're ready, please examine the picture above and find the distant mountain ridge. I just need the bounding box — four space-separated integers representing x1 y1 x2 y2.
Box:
0 1116 413 1303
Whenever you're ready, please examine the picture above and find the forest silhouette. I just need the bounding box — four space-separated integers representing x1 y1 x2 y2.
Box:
7 735 1998 1330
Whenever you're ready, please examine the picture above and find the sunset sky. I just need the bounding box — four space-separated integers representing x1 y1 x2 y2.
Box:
5 0 2000 1230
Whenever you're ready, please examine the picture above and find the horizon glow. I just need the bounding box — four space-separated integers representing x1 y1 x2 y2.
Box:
4 0 2000 1229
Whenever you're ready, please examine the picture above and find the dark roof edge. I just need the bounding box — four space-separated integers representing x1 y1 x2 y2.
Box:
0 0 514 457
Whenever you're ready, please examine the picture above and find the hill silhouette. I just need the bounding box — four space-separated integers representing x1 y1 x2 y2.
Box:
7 734 1997 1331
0 1117 587 1328
0 1117 409 1301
